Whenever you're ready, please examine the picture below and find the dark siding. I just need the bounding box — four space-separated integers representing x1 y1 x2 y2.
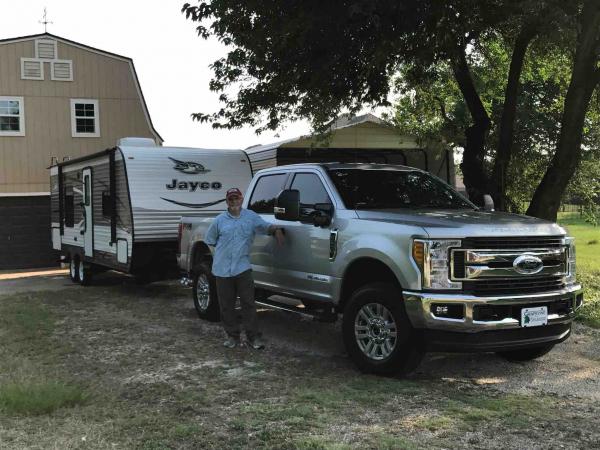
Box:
0 196 59 269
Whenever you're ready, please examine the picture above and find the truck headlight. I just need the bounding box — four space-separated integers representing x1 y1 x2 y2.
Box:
565 236 576 284
412 239 462 289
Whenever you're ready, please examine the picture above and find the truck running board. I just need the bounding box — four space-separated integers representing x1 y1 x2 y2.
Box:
256 298 338 323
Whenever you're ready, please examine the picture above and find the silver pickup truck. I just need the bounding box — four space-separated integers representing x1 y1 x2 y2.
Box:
178 163 583 374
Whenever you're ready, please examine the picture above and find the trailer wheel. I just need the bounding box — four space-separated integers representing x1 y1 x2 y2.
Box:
78 260 93 286
69 256 80 283
497 343 555 361
342 282 423 376
192 264 220 322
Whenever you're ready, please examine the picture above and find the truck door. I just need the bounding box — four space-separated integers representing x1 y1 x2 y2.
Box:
246 173 288 287
271 172 335 301
82 168 94 257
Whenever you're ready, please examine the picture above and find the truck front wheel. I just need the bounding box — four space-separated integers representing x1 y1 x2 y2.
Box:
192 264 220 322
342 282 422 375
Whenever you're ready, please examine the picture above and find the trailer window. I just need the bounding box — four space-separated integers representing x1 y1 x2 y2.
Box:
64 187 74 227
84 176 91 206
248 174 287 214
102 191 112 217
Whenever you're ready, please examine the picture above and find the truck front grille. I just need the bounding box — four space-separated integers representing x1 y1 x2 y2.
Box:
461 236 564 249
453 236 568 296
463 276 565 296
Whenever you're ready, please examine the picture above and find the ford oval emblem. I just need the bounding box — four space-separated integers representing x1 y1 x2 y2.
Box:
513 254 544 275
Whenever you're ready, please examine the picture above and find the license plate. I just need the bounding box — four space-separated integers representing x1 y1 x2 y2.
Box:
521 306 548 327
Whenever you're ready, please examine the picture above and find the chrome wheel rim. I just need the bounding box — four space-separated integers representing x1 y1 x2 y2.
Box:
78 261 85 282
196 274 210 311
355 302 398 360
70 260 77 279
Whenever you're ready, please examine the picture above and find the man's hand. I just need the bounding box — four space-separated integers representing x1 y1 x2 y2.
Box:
274 228 285 246
269 226 285 246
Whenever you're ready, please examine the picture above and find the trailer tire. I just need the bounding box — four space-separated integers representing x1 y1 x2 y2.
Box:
497 343 555 361
78 260 93 286
69 256 80 283
342 282 423 376
193 264 220 322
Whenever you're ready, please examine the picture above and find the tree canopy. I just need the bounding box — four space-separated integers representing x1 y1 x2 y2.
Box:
183 0 600 221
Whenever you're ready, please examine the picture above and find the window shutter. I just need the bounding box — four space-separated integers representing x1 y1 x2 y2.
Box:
36 41 56 59
20 58 43 80
51 61 73 81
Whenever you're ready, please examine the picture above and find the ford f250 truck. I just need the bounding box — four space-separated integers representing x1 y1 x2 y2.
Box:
178 163 583 374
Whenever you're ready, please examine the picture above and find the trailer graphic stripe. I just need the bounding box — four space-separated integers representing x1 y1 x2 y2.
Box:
160 197 226 208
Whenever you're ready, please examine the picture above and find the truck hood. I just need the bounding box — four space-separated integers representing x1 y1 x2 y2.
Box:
354 209 566 238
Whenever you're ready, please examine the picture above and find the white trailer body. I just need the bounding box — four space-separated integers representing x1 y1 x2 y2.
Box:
50 139 252 278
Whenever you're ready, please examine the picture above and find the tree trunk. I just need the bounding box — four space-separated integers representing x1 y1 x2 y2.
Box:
452 46 492 206
491 22 538 211
527 0 600 221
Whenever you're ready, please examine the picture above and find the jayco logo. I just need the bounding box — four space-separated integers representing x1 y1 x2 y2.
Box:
166 179 222 191
169 157 210 174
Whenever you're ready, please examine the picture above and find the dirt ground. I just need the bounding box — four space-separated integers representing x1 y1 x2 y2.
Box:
1 271 599 449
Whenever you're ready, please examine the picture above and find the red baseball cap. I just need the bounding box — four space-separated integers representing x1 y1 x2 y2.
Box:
226 187 243 199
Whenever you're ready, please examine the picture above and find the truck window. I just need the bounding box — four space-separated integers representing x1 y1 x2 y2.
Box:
327 168 474 210
248 173 287 214
290 173 332 219
290 173 331 205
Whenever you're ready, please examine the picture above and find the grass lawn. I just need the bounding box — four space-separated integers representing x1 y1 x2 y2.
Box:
558 212 600 328
1 281 599 449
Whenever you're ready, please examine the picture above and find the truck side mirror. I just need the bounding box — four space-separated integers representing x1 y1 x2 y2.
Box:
274 189 300 221
313 203 333 227
483 194 495 212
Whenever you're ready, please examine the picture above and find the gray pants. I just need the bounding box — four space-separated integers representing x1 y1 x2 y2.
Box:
215 269 259 339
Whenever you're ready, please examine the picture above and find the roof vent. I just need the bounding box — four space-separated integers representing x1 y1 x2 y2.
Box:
117 137 157 147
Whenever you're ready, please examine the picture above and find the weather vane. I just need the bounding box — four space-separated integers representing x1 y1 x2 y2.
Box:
39 7 53 33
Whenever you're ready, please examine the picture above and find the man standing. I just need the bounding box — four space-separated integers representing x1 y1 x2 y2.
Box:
204 187 285 349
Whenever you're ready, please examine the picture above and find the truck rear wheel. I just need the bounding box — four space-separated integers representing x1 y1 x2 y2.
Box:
193 264 220 322
342 282 422 375
497 343 555 361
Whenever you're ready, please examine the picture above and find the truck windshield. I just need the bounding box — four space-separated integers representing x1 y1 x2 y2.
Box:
327 168 475 210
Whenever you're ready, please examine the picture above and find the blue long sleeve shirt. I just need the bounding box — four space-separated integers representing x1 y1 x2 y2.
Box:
204 208 272 277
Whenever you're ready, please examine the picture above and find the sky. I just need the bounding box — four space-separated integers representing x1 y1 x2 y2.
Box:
0 0 316 149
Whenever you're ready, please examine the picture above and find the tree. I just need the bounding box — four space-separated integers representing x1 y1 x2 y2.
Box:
182 0 598 219
393 29 600 219
527 0 600 220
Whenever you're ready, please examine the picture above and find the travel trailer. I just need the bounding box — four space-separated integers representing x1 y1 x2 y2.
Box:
49 138 252 284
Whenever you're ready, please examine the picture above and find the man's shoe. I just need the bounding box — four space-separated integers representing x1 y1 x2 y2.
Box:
247 336 265 350
223 336 240 348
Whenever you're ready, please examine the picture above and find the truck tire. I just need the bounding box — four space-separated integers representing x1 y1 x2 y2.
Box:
496 343 555 361
69 256 80 283
342 282 423 376
193 264 220 322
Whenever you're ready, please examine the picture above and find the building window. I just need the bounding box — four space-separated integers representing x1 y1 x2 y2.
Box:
0 96 25 136
70 99 100 137
35 39 57 59
21 58 44 80
51 60 73 81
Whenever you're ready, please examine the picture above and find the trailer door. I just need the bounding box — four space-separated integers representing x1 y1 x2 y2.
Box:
82 168 94 257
